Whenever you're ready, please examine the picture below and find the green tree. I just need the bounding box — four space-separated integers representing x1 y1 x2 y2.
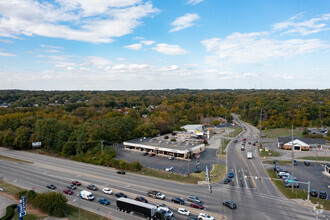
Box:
14 126 31 150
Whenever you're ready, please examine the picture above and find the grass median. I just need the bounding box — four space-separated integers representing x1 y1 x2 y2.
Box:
0 155 32 164
298 156 330 162
266 169 330 211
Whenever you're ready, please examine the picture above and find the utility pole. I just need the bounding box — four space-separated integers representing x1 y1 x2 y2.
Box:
259 109 262 148
291 125 294 192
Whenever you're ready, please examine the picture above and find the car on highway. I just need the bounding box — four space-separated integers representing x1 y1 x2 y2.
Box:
177 208 190 216
72 180 81 186
248 142 251 145
168 156 175 160
228 171 234 178
135 196 148 203
187 217 198 220
115 192 127 198
157 203 170 209
117 170 126 175
47 184 56 190
187 195 202 203
165 166 173 172
87 184 98 191
309 190 318 197
233 140 238 143
98 198 110 205
67 184 77 190
198 213 215 220
224 178 231 184
63 189 73 195
171 197 185 204
190 202 204 209
0 188 3 191
304 161 311 166
319 191 327 199
223 201 237 210
102 188 113 195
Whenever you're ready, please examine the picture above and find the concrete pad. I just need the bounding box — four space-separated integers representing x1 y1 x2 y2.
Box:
0 193 17 218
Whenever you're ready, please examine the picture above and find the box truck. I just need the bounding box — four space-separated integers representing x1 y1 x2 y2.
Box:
247 152 253 159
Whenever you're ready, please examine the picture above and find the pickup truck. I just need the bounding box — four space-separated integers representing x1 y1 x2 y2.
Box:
147 190 166 200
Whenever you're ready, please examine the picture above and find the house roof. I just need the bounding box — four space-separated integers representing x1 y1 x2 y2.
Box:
278 136 326 145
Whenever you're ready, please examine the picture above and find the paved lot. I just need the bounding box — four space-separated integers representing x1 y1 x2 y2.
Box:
274 163 329 199
0 193 16 218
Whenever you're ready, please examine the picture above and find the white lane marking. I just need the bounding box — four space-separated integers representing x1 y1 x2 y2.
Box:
242 168 249 189
235 167 239 188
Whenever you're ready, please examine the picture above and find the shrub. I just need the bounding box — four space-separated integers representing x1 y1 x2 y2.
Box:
32 192 68 217
0 204 17 220
170 138 176 142
164 136 169 139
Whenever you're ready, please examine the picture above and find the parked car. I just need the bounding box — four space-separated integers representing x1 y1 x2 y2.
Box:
285 181 299 188
187 217 198 220
171 197 185 204
165 166 174 172
190 203 204 209
0 188 3 191
198 213 215 220
293 160 298 165
187 195 202 203
228 171 234 178
115 192 127 198
98 198 110 205
72 180 81 186
149 153 156 157
135 196 148 203
168 156 175 160
177 208 190 216
224 178 231 184
309 190 318 197
87 184 98 191
102 188 113 195
63 189 73 195
117 170 126 175
67 184 77 190
304 161 311 166
47 184 56 190
223 201 237 210
319 191 327 199
143 152 149 156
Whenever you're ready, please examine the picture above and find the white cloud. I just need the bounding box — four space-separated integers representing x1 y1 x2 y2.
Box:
170 13 200 32
46 50 61 53
0 39 14 43
0 48 16 56
40 44 64 49
84 56 112 68
187 0 205 5
124 43 142 50
141 40 155 45
273 13 330 35
0 0 159 43
152 43 188 55
201 32 329 66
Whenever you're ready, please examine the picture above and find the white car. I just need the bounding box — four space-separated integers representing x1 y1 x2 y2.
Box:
0 187 3 191
178 208 190 216
198 213 215 220
102 188 113 195
165 166 173 172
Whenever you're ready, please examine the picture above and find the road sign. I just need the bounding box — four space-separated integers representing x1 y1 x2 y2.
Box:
21 196 26 212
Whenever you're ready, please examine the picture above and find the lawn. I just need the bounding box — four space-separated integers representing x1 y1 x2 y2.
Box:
263 160 292 165
228 126 243 138
259 149 280 157
263 128 303 138
266 169 330 211
298 156 330 162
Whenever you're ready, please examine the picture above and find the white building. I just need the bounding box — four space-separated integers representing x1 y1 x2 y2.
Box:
181 124 204 133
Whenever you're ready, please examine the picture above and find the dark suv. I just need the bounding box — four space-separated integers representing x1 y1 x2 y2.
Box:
87 184 98 191
319 191 327 199
171 197 184 204
309 190 318 197
223 201 237 209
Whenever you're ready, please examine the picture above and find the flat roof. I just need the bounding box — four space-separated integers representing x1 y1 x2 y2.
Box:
124 138 204 152
181 124 203 130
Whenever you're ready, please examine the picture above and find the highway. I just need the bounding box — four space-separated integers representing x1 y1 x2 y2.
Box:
0 118 329 220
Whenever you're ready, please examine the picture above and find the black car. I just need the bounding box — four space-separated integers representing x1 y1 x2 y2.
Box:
304 161 311 166
117 170 126 175
223 201 237 209
87 184 98 191
309 190 318 197
143 152 149 156
67 184 77 190
47 184 56 190
135 196 148 203
171 197 185 205
224 178 231 184
293 160 298 165
115 192 127 198
187 217 198 220
319 191 327 199
233 140 238 143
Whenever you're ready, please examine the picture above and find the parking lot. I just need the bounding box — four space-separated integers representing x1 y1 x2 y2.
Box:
277 162 329 199
116 144 225 175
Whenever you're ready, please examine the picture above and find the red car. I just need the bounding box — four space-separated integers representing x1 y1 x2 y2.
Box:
63 189 73 195
242 138 246 141
72 180 81 186
190 203 204 209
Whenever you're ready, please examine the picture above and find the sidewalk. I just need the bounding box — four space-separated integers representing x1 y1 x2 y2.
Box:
0 193 16 218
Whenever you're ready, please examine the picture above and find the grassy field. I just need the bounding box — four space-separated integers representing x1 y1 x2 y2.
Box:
259 149 280 157
229 126 243 138
0 180 24 196
263 128 303 138
266 169 330 211
298 156 330 162
0 155 32 164
263 160 292 165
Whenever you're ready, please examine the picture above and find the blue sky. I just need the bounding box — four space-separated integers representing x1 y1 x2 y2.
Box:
0 0 329 90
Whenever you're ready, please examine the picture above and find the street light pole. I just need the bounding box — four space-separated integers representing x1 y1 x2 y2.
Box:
291 125 294 192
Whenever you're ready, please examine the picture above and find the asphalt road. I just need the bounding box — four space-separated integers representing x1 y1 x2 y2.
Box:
0 117 329 220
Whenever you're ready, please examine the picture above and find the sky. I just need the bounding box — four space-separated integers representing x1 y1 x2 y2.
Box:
0 0 329 90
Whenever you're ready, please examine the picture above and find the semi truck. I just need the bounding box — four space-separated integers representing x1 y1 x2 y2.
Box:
116 197 172 220
80 190 94 201
247 152 253 159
